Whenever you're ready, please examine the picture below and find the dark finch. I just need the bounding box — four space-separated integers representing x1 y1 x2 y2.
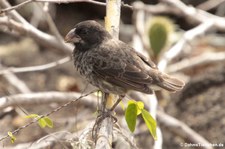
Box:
65 20 184 96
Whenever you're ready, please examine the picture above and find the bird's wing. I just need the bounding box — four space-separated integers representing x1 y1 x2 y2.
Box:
91 41 153 93
93 65 153 94
132 50 157 69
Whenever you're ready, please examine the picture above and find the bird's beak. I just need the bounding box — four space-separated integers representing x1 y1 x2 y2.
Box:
64 28 81 43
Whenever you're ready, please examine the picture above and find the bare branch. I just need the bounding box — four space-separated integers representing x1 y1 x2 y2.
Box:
2 72 32 93
157 111 213 149
39 2 63 41
167 52 225 73
161 0 225 30
196 0 225 11
3 131 71 149
0 90 96 142
0 0 33 14
36 0 106 6
133 0 225 31
0 91 96 110
94 0 122 148
0 0 132 15
132 5 162 148
0 56 71 75
0 0 31 25
158 21 214 71
114 126 138 149
0 16 72 53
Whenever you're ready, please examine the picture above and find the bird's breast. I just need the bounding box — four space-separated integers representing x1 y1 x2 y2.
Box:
73 50 93 76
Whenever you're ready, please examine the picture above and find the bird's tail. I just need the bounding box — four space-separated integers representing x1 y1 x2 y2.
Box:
157 73 185 92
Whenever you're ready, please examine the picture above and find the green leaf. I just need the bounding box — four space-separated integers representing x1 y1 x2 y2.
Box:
136 101 144 115
25 114 53 128
141 109 157 140
149 22 167 56
125 103 137 132
38 117 53 128
43 117 53 128
127 100 136 105
38 118 46 128
8 132 16 143
24 114 39 119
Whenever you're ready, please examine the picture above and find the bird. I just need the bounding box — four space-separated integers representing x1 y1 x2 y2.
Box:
65 20 184 97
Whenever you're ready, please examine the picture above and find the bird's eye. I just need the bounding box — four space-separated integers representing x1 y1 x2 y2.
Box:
75 28 88 36
81 29 88 35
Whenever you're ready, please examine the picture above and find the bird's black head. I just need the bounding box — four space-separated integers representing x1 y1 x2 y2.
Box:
65 20 112 51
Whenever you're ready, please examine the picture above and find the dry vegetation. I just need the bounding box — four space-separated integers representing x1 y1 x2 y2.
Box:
0 0 225 149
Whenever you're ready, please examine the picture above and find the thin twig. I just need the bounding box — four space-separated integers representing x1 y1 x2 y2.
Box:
167 52 225 73
0 90 96 142
0 56 71 75
0 0 31 25
157 111 212 149
37 0 132 9
196 0 225 11
2 72 32 93
161 0 225 30
0 16 72 53
158 21 214 71
114 125 138 149
0 0 132 15
0 91 96 110
132 6 162 148
38 2 63 41
0 0 33 14
36 0 106 6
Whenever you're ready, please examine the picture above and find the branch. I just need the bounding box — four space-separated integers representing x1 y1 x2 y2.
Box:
0 90 96 142
132 4 162 148
196 0 225 11
0 91 96 111
0 0 33 14
132 92 212 149
39 2 63 41
0 0 31 25
94 0 122 148
0 56 71 75
114 126 138 149
0 16 72 53
133 0 225 31
36 0 107 6
158 21 214 71
0 0 73 54
157 111 213 149
161 0 225 30
2 71 32 93
167 52 225 73
105 0 121 38
0 63 32 94
0 0 132 14
0 91 212 148
3 131 71 149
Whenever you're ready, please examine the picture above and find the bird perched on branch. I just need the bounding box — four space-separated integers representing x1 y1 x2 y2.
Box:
65 20 184 96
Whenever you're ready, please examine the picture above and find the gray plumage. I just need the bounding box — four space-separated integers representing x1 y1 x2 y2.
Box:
65 20 184 95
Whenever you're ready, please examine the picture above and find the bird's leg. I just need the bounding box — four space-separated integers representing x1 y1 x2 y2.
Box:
92 94 125 140
92 92 117 140
109 95 125 112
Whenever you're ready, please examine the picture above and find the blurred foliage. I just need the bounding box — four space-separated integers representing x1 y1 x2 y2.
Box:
125 100 157 140
147 16 175 58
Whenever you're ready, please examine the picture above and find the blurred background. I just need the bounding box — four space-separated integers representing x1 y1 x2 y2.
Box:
0 0 225 148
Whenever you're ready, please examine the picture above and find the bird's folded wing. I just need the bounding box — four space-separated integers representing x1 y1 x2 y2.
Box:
93 63 153 93
132 50 157 69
